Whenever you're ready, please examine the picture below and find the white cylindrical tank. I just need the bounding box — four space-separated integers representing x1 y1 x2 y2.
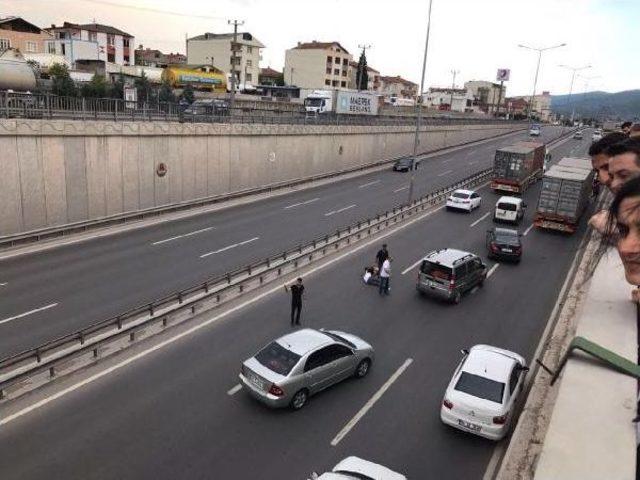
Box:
0 48 37 91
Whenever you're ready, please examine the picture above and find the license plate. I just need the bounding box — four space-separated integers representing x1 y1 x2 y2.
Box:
249 373 264 389
502 248 513 253
458 419 482 432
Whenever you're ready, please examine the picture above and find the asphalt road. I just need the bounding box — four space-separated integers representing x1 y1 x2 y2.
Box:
0 127 568 357
0 131 592 479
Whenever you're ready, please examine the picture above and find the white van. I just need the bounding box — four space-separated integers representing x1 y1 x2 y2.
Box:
494 196 526 224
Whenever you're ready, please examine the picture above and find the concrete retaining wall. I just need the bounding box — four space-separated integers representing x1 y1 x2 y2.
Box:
0 119 522 235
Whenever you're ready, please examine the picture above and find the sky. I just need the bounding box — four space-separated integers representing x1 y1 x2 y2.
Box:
3 0 638 96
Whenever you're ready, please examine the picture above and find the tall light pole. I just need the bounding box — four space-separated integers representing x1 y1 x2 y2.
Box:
518 42 566 122
356 44 371 91
407 0 433 204
558 64 591 124
449 69 459 111
228 19 245 109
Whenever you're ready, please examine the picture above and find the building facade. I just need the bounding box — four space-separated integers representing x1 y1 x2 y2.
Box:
135 45 186 67
45 22 134 67
259 67 282 86
187 32 264 87
284 41 353 89
0 17 52 54
464 80 506 114
507 91 551 120
424 87 473 112
379 75 418 100
348 61 381 91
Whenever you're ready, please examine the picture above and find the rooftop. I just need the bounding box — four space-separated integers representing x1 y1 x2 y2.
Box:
463 345 521 383
292 41 350 54
47 21 133 38
260 67 281 77
380 75 417 87
276 328 331 356
0 16 43 34
188 32 265 48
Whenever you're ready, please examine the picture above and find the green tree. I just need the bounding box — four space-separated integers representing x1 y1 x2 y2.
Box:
274 72 285 87
110 74 125 99
80 73 108 98
49 63 77 97
158 78 176 103
181 84 195 104
356 51 369 91
135 70 152 103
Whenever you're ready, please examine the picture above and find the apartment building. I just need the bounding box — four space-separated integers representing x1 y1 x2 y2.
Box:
0 16 52 54
379 75 418 100
135 45 186 67
284 41 353 89
424 87 473 112
187 32 264 86
348 61 381 91
508 91 552 120
464 80 506 114
45 22 134 67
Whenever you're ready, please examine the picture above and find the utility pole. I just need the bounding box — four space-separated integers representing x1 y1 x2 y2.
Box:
356 44 371 91
558 64 591 124
407 0 433 204
449 69 459 111
228 19 244 109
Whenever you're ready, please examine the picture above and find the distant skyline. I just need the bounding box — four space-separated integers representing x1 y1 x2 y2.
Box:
3 0 638 96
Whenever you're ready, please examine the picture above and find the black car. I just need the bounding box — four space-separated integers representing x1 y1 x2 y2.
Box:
393 157 419 172
486 228 522 262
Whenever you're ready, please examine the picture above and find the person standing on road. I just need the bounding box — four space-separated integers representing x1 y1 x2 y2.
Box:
379 257 392 296
285 278 305 326
376 244 389 271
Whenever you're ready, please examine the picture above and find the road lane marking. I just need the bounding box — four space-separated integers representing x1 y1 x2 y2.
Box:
401 258 425 275
284 197 320 210
487 264 500 278
470 212 491 228
227 384 242 396
393 186 409 193
152 227 215 246
0 303 58 326
324 204 356 217
523 223 535 236
437 169 453 177
0 282 7 286
330 358 413 447
358 180 381 189
200 237 260 258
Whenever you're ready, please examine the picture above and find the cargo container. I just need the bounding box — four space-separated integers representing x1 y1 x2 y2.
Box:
303 89 381 115
490 142 547 194
534 157 594 233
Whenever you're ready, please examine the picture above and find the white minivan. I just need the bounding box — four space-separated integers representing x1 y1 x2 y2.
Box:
494 196 526 224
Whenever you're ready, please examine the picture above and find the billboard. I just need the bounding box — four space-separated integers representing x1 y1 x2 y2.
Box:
335 91 380 116
496 69 510 82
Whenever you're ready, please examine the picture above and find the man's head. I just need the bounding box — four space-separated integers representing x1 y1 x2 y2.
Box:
621 121 633 135
606 138 640 194
382 244 387 250
588 132 627 188
296 277 303 285
607 176 640 285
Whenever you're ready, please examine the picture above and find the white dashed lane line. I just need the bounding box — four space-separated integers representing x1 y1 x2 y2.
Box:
284 198 320 210
227 384 242 396
200 237 260 258
152 227 215 246
470 212 491 228
523 223 535 236
325 204 357 217
0 303 59 326
487 264 500 278
358 180 381 189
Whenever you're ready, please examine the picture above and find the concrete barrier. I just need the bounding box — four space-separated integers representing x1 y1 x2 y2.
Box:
0 119 522 235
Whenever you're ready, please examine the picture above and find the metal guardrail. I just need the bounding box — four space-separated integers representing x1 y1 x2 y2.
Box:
0 167 494 401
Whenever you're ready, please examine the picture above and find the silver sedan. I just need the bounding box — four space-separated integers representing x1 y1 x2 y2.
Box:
239 328 374 410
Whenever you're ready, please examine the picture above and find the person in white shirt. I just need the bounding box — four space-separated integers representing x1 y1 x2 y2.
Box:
379 257 392 295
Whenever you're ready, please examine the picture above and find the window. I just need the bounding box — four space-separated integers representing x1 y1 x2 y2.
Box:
325 79 331 86
26 41 37 53
304 348 331 372
454 372 505 404
245 73 252 82
108 52 115 62
342 70 347 77
324 344 353 363
326 67 332 74
89 31 97 42
332 80 338 87
256 342 301 376
326 56 332 63
0 38 11 51
107 34 115 46
246 59 252 67
123 55 130 65
335 57 340 64
47 42 56 54
123 38 130 48
334 68 339 75
341 81 346 88
343 58 348 66
247 46 253 54
421 261 452 280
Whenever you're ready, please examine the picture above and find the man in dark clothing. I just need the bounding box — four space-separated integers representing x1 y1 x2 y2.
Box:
376 244 389 271
285 278 305 326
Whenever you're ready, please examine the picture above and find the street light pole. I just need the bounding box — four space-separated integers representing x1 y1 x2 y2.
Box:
407 0 433 205
449 69 459 111
558 64 591 124
228 19 245 109
518 42 566 122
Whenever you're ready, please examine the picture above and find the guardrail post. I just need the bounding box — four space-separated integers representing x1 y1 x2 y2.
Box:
227 273 231 284
130 331 135 342
36 349 42 363
49 366 55 378
178 294 183 304
0 388 5 400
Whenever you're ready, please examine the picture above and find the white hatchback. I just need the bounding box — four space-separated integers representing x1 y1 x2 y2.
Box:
440 345 528 441
312 456 407 480
446 189 482 212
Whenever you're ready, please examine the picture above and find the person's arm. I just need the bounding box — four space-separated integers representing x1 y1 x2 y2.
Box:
588 210 613 235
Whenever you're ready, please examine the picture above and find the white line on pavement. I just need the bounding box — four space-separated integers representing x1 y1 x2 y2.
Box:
0 282 7 286
284 197 320 210
523 223 535 236
227 384 242 396
358 180 381 189
152 227 215 246
437 169 453 177
324 204 356 217
487 264 500 278
330 358 413 447
470 212 491 228
200 237 260 258
393 186 409 193
0 303 58 326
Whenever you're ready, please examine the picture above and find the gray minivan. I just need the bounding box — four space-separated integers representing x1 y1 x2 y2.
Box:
416 248 488 304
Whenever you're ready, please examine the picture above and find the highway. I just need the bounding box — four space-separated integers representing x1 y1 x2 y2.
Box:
0 130 593 479
0 127 566 356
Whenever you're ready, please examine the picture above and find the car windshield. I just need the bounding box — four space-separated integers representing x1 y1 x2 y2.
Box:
322 331 356 349
421 261 452 280
497 202 517 211
455 371 505 403
494 231 519 245
452 192 470 199
255 341 301 376
305 98 324 107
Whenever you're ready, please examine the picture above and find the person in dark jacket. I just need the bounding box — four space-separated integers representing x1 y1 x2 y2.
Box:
376 244 389 271
284 278 305 326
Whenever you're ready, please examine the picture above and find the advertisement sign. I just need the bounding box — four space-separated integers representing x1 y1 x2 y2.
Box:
496 69 510 82
335 91 379 116
124 87 137 109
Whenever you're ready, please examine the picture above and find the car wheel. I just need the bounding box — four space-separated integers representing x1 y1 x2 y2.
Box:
290 389 309 410
478 276 485 287
355 359 371 378
452 291 461 304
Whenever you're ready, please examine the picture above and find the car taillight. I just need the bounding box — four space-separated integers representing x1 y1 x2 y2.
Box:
443 399 453 409
493 414 508 425
269 384 285 397
490 243 499 252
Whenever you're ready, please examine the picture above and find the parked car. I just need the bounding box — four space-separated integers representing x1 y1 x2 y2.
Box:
416 248 487 304
311 456 407 480
486 227 523 262
592 129 603 141
440 345 529 440
529 124 541 137
493 196 526 224
239 328 374 410
446 189 482 212
573 130 583 140
393 157 419 172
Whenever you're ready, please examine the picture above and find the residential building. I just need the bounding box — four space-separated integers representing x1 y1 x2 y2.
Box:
259 67 282 86
424 87 473 112
135 45 186 67
379 75 418 100
348 61 381 91
505 97 529 117
284 41 353 89
0 16 52 54
186 32 264 86
464 80 506 114
507 91 552 120
45 22 134 67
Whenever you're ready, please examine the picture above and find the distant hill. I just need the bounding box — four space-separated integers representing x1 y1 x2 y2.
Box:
551 89 640 120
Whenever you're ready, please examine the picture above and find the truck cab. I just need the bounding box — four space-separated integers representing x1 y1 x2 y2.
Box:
304 90 334 114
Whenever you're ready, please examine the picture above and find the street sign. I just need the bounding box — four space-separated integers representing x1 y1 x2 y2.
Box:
496 69 510 82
